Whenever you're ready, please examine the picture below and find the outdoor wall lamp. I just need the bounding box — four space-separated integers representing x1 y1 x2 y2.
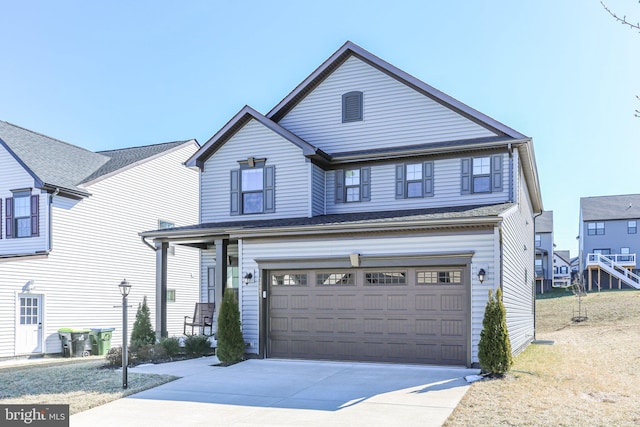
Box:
478 268 486 284
243 271 253 285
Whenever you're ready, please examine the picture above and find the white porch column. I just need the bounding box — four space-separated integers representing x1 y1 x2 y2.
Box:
155 241 168 340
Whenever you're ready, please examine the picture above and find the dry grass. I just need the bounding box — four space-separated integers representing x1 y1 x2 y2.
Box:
0 359 177 414
445 289 640 427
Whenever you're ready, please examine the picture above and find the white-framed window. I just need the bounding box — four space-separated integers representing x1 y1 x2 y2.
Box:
13 191 32 238
159 220 175 229
535 234 541 247
628 220 637 234
472 157 491 193
406 164 423 198
241 168 264 214
167 289 176 302
345 169 361 202
587 222 605 235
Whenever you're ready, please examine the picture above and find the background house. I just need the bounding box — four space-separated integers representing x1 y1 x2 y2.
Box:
553 250 571 287
579 194 640 290
534 210 554 293
143 41 543 367
0 121 200 358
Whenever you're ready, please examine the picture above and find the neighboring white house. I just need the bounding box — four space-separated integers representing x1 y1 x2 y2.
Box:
142 41 543 367
0 121 200 358
553 250 571 287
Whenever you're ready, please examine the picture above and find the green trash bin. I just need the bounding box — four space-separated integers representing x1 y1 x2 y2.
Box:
89 328 115 356
58 328 92 357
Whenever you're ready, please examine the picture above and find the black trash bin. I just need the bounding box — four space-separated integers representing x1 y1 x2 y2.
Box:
58 328 92 357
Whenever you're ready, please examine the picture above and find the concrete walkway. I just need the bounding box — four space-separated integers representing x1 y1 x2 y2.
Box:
71 357 478 427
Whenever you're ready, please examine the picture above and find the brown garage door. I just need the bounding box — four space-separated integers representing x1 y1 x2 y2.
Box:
268 267 469 365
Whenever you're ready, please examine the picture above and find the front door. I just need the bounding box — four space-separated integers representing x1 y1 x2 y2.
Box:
16 294 43 354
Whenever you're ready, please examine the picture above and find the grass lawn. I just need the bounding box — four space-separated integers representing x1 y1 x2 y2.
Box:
445 288 640 426
0 358 177 415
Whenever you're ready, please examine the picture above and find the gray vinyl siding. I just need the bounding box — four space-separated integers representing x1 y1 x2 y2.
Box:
277 56 497 154
499 163 535 356
200 119 309 223
582 218 640 258
241 231 497 363
0 144 200 357
325 155 509 214
311 163 325 216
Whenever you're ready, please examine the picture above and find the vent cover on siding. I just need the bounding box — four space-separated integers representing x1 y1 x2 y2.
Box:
342 91 363 122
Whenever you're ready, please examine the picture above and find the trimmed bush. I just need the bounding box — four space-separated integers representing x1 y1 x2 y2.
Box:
105 346 123 366
130 296 155 346
478 287 513 375
159 337 181 358
216 291 245 364
184 334 211 357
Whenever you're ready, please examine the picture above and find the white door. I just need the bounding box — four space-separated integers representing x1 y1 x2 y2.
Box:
16 294 43 354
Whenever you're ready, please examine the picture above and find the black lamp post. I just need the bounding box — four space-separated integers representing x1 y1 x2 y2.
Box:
118 279 131 389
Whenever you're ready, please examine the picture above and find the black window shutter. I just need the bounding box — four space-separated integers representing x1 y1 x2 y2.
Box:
230 169 240 216
395 165 405 199
5 198 13 238
491 155 503 192
264 166 275 213
461 158 471 195
423 161 434 197
30 195 39 237
335 170 345 203
342 91 363 122
361 167 371 202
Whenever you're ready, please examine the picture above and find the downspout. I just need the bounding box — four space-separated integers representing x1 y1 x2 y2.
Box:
48 188 59 252
532 211 544 341
508 143 514 202
141 235 158 252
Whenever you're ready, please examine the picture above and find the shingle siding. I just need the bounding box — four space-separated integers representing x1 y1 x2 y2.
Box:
277 56 497 155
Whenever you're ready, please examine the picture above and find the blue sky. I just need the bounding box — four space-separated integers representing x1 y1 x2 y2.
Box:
0 1 638 255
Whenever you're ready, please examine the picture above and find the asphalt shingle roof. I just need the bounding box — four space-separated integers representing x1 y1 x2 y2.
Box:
535 210 553 233
143 203 515 236
581 194 640 221
0 121 192 197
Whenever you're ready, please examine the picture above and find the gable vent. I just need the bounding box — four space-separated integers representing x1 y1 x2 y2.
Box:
342 91 363 122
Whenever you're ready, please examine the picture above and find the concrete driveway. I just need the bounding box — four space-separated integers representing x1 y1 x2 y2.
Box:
70 357 478 427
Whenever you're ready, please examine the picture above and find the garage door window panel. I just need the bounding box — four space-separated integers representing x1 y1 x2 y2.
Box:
317 272 354 286
271 273 308 286
365 271 407 285
417 270 463 285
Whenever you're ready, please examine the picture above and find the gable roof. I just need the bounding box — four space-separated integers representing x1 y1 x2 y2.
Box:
581 194 640 221
267 41 527 140
0 120 195 198
555 250 571 264
82 140 196 184
185 105 329 169
535 210 553 233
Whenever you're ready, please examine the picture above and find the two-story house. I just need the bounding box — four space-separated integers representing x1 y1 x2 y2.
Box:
553 250 571 287
142 41 543 367
0 121 200 358
534 210 554 293
579 194 640 290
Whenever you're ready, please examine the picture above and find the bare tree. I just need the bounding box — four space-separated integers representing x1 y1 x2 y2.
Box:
601 1 640 117
601 1 640 31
